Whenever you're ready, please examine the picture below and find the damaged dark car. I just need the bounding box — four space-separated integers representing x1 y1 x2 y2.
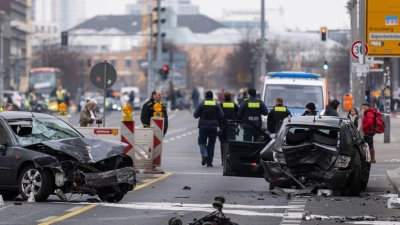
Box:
0 111 136 202
223 116 370 196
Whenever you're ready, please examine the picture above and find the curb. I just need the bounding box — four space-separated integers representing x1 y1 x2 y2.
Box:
386 168 400 197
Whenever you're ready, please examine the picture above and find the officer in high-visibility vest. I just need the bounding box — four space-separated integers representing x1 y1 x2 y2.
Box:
267 97 291 133
28 89 37 103
218 91 238 166
237 88 268 142
56 85 66 104
193 91 224 167
140 89 168 136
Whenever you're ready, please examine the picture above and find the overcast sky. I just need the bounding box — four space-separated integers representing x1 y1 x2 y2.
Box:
86 0 350 31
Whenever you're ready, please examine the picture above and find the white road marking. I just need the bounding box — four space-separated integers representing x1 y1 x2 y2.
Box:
176 136 181 139
37 216 58 222
188 132 192 134
65 206 84 212
140 179 152 183
347 222 400 225
182 134 187 136
163 140 169 143
169 138 175 141
172 172 221 175
385 159 400 162
380 194 398 198
66 202 302 217
281 198 307 224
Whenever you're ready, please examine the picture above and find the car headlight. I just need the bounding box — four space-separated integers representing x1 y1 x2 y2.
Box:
334 155 351 168
273 151 286 164
112 104 117 109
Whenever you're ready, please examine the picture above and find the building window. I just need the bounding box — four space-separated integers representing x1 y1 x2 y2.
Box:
41 26 44 32
125 59 132 68
109 59 117 67
54 26 57 33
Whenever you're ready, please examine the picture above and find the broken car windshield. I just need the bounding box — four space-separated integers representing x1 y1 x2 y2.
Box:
8 118 82 145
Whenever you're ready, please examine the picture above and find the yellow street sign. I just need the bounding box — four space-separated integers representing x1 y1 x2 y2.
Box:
366 0 400 57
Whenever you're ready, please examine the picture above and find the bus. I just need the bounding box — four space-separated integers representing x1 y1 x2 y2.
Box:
261 71 328 121
29 67 62 97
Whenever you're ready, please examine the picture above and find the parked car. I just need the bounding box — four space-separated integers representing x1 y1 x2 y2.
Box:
224 116 371 196
0 111 136 202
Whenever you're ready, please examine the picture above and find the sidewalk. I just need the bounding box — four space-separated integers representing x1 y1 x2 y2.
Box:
379 116 400 197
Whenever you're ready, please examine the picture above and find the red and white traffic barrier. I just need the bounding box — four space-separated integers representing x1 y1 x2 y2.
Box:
121 120 135 162
151 117 164 168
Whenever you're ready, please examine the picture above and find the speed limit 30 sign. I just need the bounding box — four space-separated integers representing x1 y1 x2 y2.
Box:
351 40 369 59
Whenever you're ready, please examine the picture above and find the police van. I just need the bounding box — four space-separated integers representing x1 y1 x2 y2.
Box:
261 72 328 129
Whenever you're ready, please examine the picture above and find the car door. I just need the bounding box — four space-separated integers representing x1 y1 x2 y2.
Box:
0 121 13 185
224 120 271 177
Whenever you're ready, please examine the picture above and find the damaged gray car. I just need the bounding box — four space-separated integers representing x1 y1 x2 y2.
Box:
0 111 136 202
223 116 370 196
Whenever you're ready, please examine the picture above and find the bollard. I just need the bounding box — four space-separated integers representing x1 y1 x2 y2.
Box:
384 114 390 143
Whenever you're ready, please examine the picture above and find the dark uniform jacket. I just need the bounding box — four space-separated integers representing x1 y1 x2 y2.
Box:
237 96 268 128
219 100 239 125
267 104 291 133
140 99 169 135
193 98 224 127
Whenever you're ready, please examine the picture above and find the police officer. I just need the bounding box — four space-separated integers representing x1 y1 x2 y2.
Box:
56 85 66 104
267 97 291 133
193 91 224 167
141 90 169 136
238 88 268 141
218 91 239 166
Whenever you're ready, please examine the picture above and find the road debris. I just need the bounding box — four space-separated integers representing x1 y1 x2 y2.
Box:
388 197 400 209
302 211 311 220
182 186 191 190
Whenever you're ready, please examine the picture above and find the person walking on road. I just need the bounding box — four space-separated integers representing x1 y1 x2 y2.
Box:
362 102 377 163
129 91 135 108
193 91 224 167
218 91 238 166
347 108 362 132
191 87 200 109
237 88 268 141
267 97 291 133
140 90 169 136
301 102 317 116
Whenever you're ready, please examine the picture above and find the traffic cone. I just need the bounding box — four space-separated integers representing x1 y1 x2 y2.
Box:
0 195 4 205
27 187 35 203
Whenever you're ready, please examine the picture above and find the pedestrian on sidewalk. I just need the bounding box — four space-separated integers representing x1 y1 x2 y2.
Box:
362 102 376 163
347 108 362 132
193 91 224 167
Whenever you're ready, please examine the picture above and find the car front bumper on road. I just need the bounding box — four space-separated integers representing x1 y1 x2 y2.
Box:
83 167 137 189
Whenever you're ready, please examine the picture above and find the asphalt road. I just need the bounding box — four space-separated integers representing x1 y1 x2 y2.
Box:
1 109 400 225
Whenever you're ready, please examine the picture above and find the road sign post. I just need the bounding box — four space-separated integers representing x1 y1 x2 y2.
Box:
90 61 117 127
351 40 369 59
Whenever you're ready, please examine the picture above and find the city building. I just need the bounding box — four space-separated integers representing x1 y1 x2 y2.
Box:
57 0 86 32
0 0 31 92
126 0 199 15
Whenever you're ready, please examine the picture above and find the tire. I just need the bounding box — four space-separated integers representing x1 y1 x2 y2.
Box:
348 165 361 196
18 164 54 202
99 192 125 203
212 201 223 210
169 218 182 225
214 196 225 204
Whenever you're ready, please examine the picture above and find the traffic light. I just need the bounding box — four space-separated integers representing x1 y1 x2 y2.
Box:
323 61 328 70
61 31 68 46
320 27 327 41
153 7 166 38
160 65 169 80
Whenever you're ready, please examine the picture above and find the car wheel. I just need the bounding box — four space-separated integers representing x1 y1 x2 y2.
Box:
269 181 275 191
18 164 54 202
99 192 125 203
0 190 20 200
348 165 361 196
168 218 183 225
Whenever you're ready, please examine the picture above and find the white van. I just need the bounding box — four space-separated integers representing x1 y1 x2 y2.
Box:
120 86 141 109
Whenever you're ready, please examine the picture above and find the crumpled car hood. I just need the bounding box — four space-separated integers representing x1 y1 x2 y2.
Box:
25 137 128 163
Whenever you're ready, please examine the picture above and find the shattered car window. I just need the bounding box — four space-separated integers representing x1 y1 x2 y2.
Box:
7 118 82 146
284 126 339 146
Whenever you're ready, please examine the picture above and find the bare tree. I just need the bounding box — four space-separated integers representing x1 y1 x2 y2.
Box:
31 40 85 95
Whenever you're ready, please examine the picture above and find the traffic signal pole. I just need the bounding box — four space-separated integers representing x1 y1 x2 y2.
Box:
259 0 266 88
350 0 358 109
359 0 366 108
